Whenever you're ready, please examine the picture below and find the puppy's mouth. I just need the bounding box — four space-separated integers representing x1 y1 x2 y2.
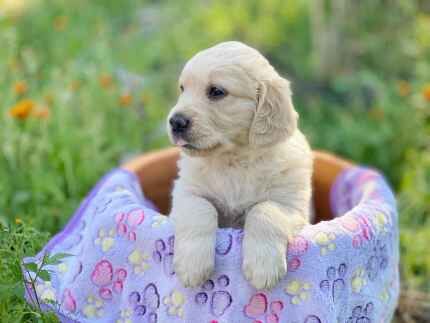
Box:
173 136 221 154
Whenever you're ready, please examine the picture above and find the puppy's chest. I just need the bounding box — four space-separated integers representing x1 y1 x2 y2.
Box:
197 166 269 227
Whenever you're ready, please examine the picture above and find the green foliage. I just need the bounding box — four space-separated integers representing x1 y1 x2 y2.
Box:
0 0 429 321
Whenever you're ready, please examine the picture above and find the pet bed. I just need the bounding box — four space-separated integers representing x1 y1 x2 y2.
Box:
23 148 399 323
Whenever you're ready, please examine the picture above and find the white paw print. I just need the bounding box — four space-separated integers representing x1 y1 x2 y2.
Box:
351 267 367 293
163 289 186 318
314 231 336 255
83 294 104 318
128 249 150 274
116 307 133 323
151 215 169 228
35 281 56 303
95 227 116 252
284 279 311 304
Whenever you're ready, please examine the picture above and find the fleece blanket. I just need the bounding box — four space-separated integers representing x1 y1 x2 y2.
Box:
23 166 399 323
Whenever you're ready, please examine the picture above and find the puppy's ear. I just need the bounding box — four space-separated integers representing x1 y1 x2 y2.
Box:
249 77 298 146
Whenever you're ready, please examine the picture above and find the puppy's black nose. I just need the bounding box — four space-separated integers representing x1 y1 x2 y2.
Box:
169 114 190 134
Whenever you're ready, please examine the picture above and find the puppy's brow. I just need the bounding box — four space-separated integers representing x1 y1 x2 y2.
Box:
209 65 255 98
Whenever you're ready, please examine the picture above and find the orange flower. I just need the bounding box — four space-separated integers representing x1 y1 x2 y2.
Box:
368 107 385 121
53 15 68 31
69 80 81 92
32 106 50 119
119 92 133 107
99 74 113 88
13 81 28 95
397 80 411 97
9 99 35 119
423 84 430 102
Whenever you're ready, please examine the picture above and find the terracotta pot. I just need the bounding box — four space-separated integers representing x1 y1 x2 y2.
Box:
121 148 353 223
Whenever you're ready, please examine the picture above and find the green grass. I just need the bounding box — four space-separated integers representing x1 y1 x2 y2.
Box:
0 0 429 321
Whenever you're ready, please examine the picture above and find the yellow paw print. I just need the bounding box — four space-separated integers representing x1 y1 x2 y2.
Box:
116 307 133 323
163 289 186 318
35 281 56 303
374 212 389 233
379 282 391 303
351 267 367 293
95 228 115 252
83 294 104 318
284 279 311 304
128 249 150 274
57 262 68 275
151 215 169 228
114 185 127 192
315 232 336 255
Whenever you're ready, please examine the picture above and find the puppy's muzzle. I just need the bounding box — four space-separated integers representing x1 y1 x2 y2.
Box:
169 113 191 136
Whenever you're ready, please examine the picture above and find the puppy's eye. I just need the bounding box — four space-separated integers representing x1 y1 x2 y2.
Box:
179 85 184 92
207 86 227 101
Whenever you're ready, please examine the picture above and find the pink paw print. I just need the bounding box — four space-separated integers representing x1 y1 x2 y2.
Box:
62 289 77 312
244 293 284 323
339 214 373 248
287 235 309 272
115 208 145 241
91 260 127 300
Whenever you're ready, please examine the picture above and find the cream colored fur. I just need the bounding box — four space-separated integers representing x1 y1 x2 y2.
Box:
167 41 313 290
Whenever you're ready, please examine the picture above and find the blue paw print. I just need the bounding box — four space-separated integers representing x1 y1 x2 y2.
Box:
320 263 347 303
346 302 373 323
195 275 232 317
152 236 175 276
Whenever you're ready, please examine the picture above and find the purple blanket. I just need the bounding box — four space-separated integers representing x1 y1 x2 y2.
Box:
23 166 399 322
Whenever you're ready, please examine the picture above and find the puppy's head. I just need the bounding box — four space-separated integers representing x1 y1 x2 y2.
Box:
167 41 298 157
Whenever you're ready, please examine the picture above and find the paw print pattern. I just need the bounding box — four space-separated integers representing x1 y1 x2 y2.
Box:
83 294 105 318
152 236 175 276
116 308 133 323
314 232 336 255
346 302 373 323
304 315 322 323
215 232 233 255
244 293 284 323
287 235 309 272
339 215 373 249
115 208 145 241
128 283 160 322
94 197 113 216
374 212 390 234
351 267 367 293
320 263 347 303
128 249 150 274
95 227 116 252
195 275 233 317
288 235 309 256
284 280 311 304
151 215 169 228
163 289 186 318
379 282 391 303
366 239 388 281
35 281 56 303
91 260 127 300
62 288 76 313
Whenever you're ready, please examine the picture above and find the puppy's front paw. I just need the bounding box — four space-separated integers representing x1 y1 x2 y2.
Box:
242 236 287 290
174 237 215 288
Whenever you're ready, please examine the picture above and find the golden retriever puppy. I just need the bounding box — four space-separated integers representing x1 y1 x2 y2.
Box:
167 41 312 290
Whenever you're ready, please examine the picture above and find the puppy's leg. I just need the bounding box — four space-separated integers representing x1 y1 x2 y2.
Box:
242 201 306 290
170 192 218 288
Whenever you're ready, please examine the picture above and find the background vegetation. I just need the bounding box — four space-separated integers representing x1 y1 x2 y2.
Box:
0 0 429 321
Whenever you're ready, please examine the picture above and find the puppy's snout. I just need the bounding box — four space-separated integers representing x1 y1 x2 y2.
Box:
169 113 191 135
